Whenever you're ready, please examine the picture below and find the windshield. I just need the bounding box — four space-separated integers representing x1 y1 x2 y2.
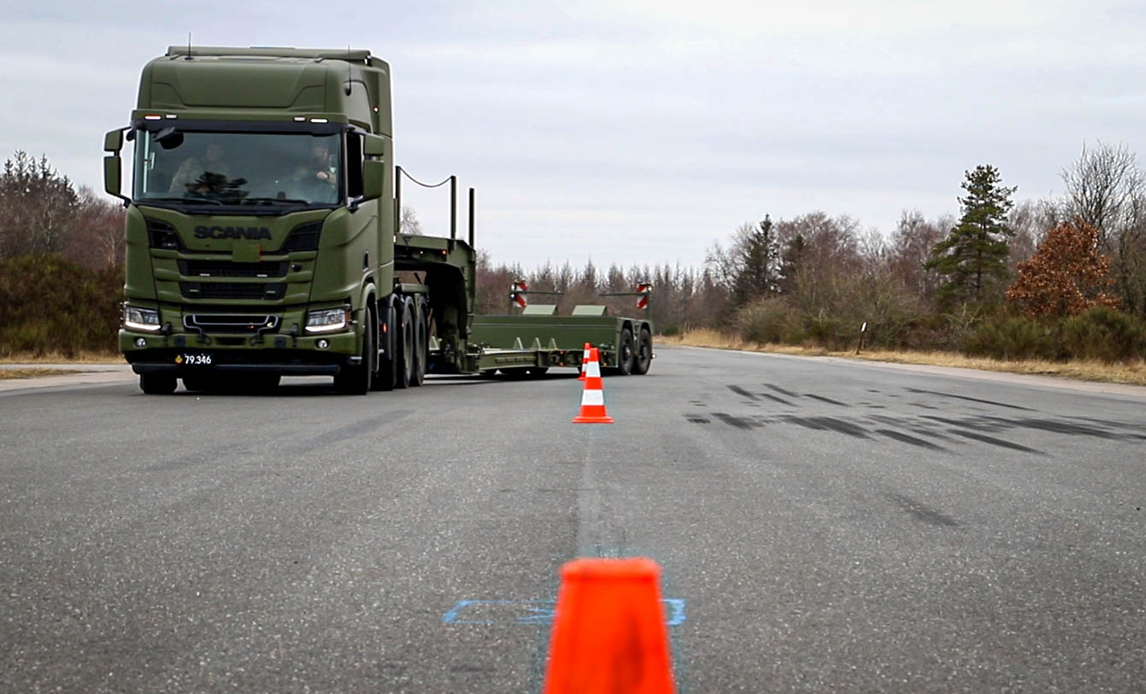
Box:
133 130 342 208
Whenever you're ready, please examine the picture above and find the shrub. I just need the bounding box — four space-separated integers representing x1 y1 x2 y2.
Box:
0 254 121 357
738 298 804 345
1059 305 1146 362
805 311 847 350
661 323 681 337
963 314 1059 360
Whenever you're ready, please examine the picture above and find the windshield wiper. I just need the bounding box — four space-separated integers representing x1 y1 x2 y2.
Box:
237 197 314 206
140 196 225 206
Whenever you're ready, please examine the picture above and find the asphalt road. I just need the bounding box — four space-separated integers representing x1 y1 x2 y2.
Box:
2 347 1145 693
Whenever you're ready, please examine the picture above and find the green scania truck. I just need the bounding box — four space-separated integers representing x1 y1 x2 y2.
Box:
107 46 652 394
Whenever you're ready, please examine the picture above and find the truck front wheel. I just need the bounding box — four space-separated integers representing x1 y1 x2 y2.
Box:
334 314 373 395
140 373 177 395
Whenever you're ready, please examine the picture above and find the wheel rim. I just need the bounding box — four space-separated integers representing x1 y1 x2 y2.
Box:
403 305 414 380
637 335 651 369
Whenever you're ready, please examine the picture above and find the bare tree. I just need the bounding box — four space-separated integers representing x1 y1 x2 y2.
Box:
1061 142 1144 251
399 206 422 235
63 187 126 269
1114 195 1146 315
1006 198 1057 271
1060 142 1146 315
888 210 949 301
773 212 862 309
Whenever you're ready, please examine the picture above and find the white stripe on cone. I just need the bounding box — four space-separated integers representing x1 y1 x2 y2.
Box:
581 389 605 406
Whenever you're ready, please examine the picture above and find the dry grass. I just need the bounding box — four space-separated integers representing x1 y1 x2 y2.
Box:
662 330 1146 387
0 368 81 380
0 351 121 364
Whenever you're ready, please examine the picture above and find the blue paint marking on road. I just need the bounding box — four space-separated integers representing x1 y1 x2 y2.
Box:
663 599 687 626
442 599 687 626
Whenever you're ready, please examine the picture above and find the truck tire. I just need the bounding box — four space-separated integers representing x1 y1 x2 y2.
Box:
632 328 652 375
140 373 177 395
372 304 397 391
334 312 373 395
411 297 427 387
617 327 635 375
395 296 414 389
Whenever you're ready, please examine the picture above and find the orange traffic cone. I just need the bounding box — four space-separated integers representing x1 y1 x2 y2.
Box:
578 342 591 381
573 347 613 424
542 557 676 694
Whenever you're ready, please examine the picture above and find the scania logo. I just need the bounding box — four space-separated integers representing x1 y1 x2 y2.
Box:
193 226 273 240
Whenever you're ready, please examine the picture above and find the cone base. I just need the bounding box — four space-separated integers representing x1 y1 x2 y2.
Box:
573 414 614 424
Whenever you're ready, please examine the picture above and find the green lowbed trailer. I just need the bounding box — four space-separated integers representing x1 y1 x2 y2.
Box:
106 46 652 394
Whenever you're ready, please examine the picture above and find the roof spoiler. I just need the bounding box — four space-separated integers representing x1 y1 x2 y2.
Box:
166 46 373 62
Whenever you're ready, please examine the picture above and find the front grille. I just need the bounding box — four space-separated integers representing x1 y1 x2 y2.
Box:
184 314 279 334
180 282 287 300
146 219 184 251
277 222 321 253
179 260 289 278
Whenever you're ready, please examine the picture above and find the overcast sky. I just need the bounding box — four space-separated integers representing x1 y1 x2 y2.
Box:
5 0 1146 268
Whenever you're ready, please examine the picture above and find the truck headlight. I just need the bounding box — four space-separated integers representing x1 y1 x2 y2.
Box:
305 307 350 333
124 305 162 332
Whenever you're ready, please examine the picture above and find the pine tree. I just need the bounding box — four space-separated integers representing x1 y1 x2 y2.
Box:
926 165 1016 305
732 215 779 306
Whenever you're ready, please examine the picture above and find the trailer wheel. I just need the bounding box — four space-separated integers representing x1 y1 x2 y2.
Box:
335 312 373 395
617 327 635 375
140 373 177 395
395 296 415 389
411 297 427 387
632 328 652 375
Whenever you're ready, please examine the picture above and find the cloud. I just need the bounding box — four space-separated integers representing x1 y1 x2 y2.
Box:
4 0 1146 270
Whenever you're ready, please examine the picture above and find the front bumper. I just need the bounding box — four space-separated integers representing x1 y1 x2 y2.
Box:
121 329 359 377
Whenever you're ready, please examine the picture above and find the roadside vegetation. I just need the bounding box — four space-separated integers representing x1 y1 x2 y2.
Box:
3 143 1146 383
0 368 82 380
660 329 1146 387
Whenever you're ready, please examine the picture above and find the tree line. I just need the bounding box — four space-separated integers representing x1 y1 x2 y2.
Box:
0 152 125 355
480 143 1146 362
3 143 1145 361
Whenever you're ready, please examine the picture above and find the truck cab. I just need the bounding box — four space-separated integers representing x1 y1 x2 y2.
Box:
107 46 421 394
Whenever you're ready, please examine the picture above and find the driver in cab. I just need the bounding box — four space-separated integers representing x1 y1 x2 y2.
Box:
168 142 233 194
290 143 338 202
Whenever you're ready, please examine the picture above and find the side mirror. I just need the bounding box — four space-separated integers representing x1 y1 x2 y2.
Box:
104 129 124 153
363 134 386 157
104 156 121 196
104 155 130 206
362 160 384 200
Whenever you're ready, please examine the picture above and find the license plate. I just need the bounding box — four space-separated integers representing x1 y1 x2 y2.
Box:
175 353 213 366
